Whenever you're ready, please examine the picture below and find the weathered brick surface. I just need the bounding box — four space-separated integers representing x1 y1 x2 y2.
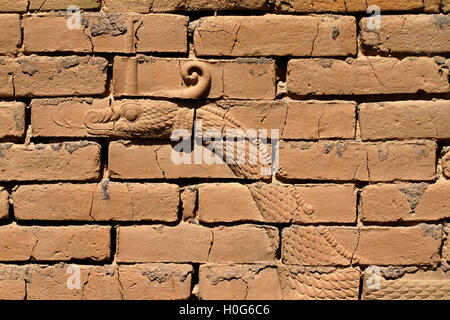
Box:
193 15 356 57
276 0 440 12
0 0 449 301
13 183 179 221
0 224 111 261
0 14 21 54
361 15 450 54
0 102 25 139
360 100 450 141
0 142 101 181
363 269 450 300
278 141 437 182
361 182 450 223
0 56 108 97
198 183 356 223
113 57 276 99
287 57 449 96
118 264 193 300
24 14 188 54
197 100 356 140
282 225 442 266
0 264 27 300
0 187 8 220
29 0 101 10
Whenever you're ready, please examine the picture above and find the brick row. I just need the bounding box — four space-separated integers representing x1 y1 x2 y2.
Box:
0 263 192 300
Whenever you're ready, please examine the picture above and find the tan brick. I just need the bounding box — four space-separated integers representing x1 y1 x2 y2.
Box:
0 14 21 54
276 0 434 12
117 223 212 263
136 14 188 53
361 15 450 54
279 266 360 300
103 0 268 12
0 142 101 182
27 264 121 300
0 224 111 261
0 264 27 300
14 183 179 222
443 147 450 178
360 100 450 141
29 0 101 10
193 15 356 57
0 188 7 220
278 141 436 182
118 264 193 300
287 57 449 96
0 0 28 12
181 186 197 221
282 225 442 266
361 182 450 223
0 56 108 98
199 264 282 300
444 0 450 12
198 183 356 223
24 14 187 54
31 98 193 139
113 57 275 99
208 225 278 263
108 142 248 180
0 102 25 139
363 269 450 300
197 100 356 140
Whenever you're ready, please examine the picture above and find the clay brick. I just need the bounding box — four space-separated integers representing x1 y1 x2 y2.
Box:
0 14 21 54
0 187 8 220
14 183 179 222
118 264 193 300
199 264 282 300
0 224 111 261
361 182 450 223
108 141 251 180
0 0 28 12
24 14 187 54
31 98 193 139
208 225 279 263
0 102 25 139
117 223 212 263
0 142 101 182
363 269 450 300
443 147 450 179
197 100 356 140
279 266 360 300
276 0 435 12
113 57 276 99
103 0 268 12
282 225 442 266
278 141 436 182
0 264 27 300
181 186 197 221
361 15 450 54
29 0 101 10
197 183 356 223
0 56 108 98
27 264 120 300
287 57 449 96
444 0 450 12
360 100 450 141
193 15 356 57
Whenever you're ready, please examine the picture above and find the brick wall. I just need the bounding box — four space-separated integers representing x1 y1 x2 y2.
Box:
0 0 449 300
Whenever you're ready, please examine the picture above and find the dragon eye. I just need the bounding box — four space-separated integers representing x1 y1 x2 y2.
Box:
121 105 140 122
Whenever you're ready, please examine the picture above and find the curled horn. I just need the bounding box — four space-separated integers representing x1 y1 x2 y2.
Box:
179 61 211 99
